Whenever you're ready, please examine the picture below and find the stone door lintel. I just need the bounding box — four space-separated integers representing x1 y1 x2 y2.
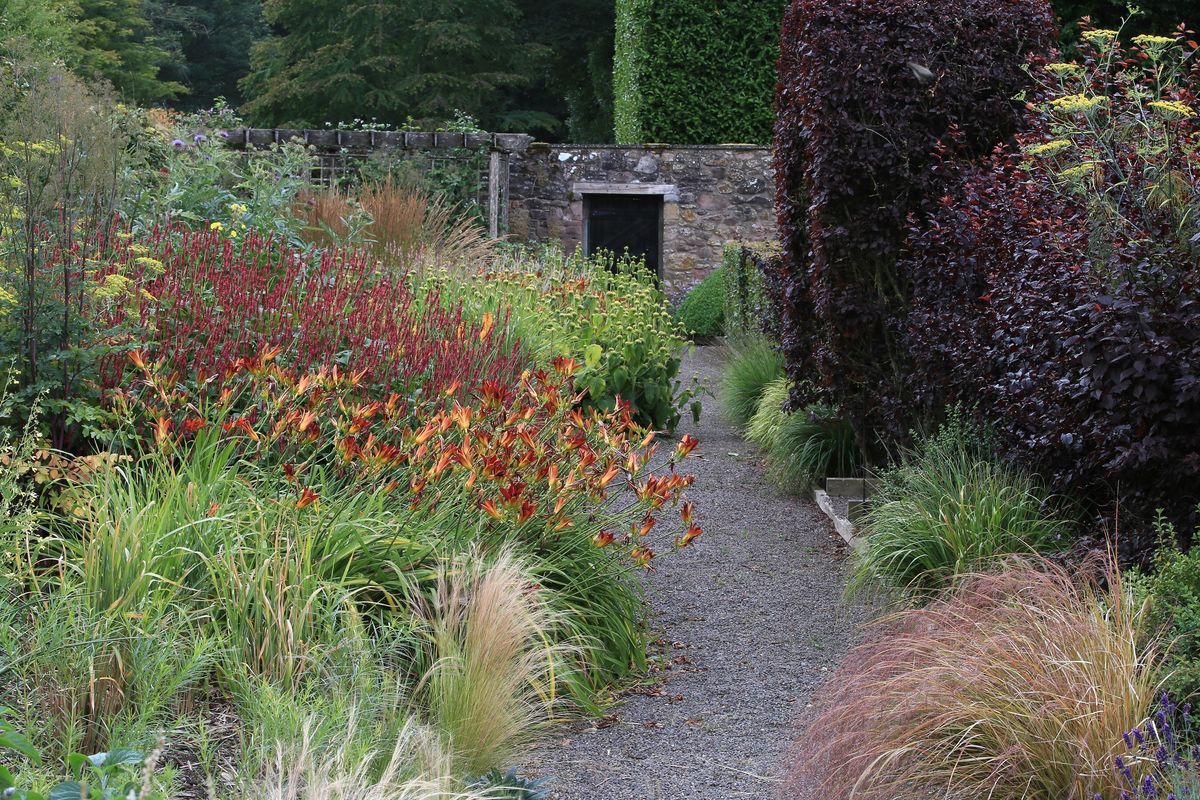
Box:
571 182 679 203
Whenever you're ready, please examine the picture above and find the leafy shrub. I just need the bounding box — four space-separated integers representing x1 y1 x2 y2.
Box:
446 248 696 431
133 107 314 243
721 242 779 341
469 768 548 800
789 559 1163 800
901 30 1200 551
718 335 783 426
675 268 724 340
1130 514 1200 704
613 0 785 144
0 63 140 449
854 417 1065 596
772 0 1057 455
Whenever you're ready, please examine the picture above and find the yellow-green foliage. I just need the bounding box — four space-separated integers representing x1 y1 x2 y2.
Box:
439 247 695 430
746 376 790 450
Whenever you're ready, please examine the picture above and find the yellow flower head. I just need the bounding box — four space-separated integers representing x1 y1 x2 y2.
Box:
1132 34 1177 48
1148 100 1196 118
1027 139 1072 156
1050 94 1108 114
210 221 224 232
1082 29 1119 45
1059 163 1097 181
134 256 165 276
1045 62 1083 76
93 273 133 300
228 228 238 238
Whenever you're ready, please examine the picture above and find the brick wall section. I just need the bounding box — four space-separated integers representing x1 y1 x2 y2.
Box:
507 144 775 297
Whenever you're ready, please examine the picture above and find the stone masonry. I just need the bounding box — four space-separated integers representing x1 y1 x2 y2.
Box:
224 130 776 298
507 144 775 297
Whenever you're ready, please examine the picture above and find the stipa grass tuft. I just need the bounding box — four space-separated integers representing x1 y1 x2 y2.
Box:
255 716 489 800
720 338 784 427
415 549 574 777
789 558 1164 800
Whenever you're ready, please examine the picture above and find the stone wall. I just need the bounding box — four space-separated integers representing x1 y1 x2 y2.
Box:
507 144 775 297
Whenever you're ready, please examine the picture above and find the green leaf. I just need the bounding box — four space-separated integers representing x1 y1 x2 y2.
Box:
583 343 603 368
49 782 87 800
0 728 40 764
100 748 143 768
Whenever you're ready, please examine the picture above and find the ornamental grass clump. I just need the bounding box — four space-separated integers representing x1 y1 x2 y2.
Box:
718 335 783 427
788 558 1164 800
853 417 1064 597
415 550 572 777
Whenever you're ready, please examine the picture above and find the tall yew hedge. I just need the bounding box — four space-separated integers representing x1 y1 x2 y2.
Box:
614 0 785 144
771 0 1057 457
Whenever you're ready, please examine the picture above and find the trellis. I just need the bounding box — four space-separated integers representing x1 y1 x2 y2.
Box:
222 128 533 238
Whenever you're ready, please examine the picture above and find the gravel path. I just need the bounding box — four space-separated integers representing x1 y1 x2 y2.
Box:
527 345 872 800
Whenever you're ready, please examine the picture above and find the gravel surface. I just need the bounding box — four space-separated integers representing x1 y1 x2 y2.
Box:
526 345 873 800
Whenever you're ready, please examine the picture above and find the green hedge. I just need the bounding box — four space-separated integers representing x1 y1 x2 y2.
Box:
722 241 780 339
676 269 726 340
613 0 786 145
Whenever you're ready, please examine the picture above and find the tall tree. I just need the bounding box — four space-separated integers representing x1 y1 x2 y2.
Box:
510 0 615 142
71 0 186 103
241 0 541 129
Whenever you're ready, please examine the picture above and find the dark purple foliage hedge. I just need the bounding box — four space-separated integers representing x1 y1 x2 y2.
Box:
772 0 1057 455
901 32 1200 554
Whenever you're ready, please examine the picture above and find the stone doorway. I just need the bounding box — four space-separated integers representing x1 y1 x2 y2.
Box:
582 192 664 278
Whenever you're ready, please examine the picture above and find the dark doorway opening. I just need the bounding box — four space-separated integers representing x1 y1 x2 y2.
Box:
583 194 663 278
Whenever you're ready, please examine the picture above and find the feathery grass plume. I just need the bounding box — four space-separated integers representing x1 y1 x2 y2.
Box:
718 335 783 427
852 417 1064 597
788 557 1163 800
298 180 493 277
255 716 489 800
415 549 574 777
767 403 861 490
745 376 790 450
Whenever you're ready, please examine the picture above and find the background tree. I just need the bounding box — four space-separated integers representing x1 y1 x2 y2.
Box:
509 0 615 141
70 0 186 103
241 0 543 129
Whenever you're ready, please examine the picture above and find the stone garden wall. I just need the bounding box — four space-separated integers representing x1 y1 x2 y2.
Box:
507 144 775 296
224 130 775 297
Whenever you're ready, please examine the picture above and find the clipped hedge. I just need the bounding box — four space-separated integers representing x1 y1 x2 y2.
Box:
614 0 786 144
772 0 1056 457
676 268 725 340
722 241 780 340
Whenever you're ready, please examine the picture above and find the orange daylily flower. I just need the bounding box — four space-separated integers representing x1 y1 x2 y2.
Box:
296 487 319 509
